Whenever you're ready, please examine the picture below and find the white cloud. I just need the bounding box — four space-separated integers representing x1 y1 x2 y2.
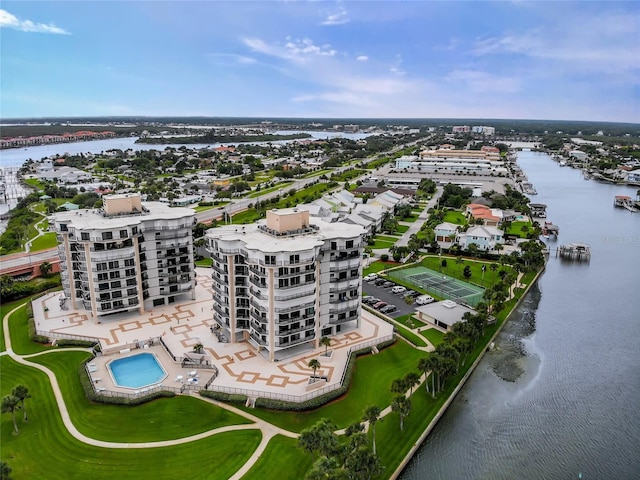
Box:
243 36 337 63
293 91 375 107
389 54 405 76
356 55 368 62
473 12 640 74
321 8 349 26
0 9 70 34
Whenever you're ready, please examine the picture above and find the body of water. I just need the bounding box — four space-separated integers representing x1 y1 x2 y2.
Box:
0 130 372 169
400 150 640 480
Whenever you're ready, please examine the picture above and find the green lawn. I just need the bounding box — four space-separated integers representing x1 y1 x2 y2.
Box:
443 210 467 225
1 356 262 480
395 224 410 234
240 341 424 432
192 204 216 213
370 240 395 250
419 255 508 287
242 435 312 480
393 314 426 329
29 350 252 442
375 235 399 243
0 297 34 352
363 261 398 276
302 168 332 178
8 302 56 355
30 232 58 251
420 328 445 347
507 221 534 238
195 257 213 267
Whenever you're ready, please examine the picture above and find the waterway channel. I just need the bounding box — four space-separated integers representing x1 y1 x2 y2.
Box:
400 150 640 480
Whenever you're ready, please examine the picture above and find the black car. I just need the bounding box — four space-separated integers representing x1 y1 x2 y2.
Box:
374 278 387 286
380 305 397 314
382 281 395 288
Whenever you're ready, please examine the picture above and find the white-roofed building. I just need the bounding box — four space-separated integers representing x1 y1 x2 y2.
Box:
53 193 196 318
456 225 504 251
206 208 365 362
415 300 476 331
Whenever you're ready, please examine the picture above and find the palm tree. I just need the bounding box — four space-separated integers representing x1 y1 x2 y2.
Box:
417 355 433 394
39 261 52 277
404 372 420 395
456 256 464 277
1 395 20 434
363 405 382 455
308 358 321 379
390 377 407 395
319 336 331 356
11 385 30 422
0 461 12 480
391 395 411 431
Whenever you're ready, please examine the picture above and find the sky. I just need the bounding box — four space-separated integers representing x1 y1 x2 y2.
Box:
1 1 639 122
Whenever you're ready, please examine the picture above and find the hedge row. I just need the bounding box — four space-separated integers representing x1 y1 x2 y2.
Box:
78 362 174 406
199 390 248 405
254 339 396 412
56 339 98 348
0 279 62 302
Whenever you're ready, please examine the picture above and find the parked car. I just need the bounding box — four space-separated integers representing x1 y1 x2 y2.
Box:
407 290 422 298
380 305 397 314
373 301 388 310
364 273 378 282
416 295 435 305
363 296 380 305
391 286 407 295
374 278 387 286
382 281 395 288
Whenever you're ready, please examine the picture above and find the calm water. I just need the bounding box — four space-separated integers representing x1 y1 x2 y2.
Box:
400 151 640 480
0 130 371 168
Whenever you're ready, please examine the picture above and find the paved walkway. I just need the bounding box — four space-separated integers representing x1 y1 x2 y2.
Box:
2 296 417 478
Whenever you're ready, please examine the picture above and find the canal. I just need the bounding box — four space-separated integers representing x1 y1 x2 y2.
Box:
400 150 640 479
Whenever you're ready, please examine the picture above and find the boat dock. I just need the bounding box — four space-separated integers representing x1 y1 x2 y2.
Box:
613 195 639 213
557 243 591 261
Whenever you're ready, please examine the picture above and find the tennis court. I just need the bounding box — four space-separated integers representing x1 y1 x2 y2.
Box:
389 266 484 306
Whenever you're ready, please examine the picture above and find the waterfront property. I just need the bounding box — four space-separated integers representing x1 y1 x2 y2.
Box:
52 193 196 318
415 300 476 331
206 208 366 362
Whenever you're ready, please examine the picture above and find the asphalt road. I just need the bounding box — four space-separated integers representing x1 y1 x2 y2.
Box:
362 279 417 318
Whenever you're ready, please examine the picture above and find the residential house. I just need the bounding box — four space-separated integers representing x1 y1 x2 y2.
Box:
456 225 504 251
434 222 459 248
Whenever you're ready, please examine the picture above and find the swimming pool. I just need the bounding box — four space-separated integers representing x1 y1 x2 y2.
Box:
108 353 167 389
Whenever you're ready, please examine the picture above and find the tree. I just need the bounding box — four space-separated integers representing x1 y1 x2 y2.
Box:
391 395 411 431
308 358 321 379
39 261 52 278
319 336 331 356
404 372 420 395
390 377 407 395
11 385 30 422
0 461 12 480
1 395 20 434
456 256 464 275
363 405 382 455
418 355 435 394
463 265 472 279
298 418 339 459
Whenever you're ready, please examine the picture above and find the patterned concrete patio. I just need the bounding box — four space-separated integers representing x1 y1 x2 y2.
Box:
32 268 394 399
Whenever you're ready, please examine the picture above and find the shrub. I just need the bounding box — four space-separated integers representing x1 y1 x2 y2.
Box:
56 339 98 348
27 309 49 344
199 391 248 405
380 254 389 261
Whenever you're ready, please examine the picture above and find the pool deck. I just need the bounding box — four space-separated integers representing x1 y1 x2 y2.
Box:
32 268 394 400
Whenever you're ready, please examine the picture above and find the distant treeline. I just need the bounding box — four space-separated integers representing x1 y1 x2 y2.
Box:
136 132 313 144
2 117 638 138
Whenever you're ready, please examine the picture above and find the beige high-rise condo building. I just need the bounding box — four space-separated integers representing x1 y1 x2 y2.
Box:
53 193 195 318
206 208 365 362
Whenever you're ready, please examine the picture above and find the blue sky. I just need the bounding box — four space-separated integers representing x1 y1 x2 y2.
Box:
1 1 639 122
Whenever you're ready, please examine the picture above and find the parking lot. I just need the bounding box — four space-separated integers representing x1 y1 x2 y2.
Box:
362 277 418 318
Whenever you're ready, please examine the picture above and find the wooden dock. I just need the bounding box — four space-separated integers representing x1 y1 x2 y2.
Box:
557 243 591 261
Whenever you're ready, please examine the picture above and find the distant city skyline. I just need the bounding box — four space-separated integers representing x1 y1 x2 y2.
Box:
1 1 639 123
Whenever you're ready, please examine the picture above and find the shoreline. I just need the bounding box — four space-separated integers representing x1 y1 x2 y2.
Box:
390 264 546 479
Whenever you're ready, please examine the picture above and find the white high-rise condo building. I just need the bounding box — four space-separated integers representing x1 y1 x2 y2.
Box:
53 194 196 318
206 208 365 362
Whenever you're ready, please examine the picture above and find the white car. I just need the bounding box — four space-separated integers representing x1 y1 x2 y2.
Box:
391 286 407 295
364 273 378 282
416 295 435 305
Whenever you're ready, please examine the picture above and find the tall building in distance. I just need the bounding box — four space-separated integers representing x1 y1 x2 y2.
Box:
53 193 196 318
206 208 365 362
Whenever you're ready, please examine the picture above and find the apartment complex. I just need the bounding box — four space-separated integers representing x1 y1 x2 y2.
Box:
206 208 365 362
53 193 196 318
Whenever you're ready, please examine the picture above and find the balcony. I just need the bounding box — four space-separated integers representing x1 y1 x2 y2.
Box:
276 333 314 348
275 300 315 314
249 332 267 346
277 323 315 337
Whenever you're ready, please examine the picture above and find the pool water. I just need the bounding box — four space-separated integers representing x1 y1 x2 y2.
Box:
108 353 167 389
